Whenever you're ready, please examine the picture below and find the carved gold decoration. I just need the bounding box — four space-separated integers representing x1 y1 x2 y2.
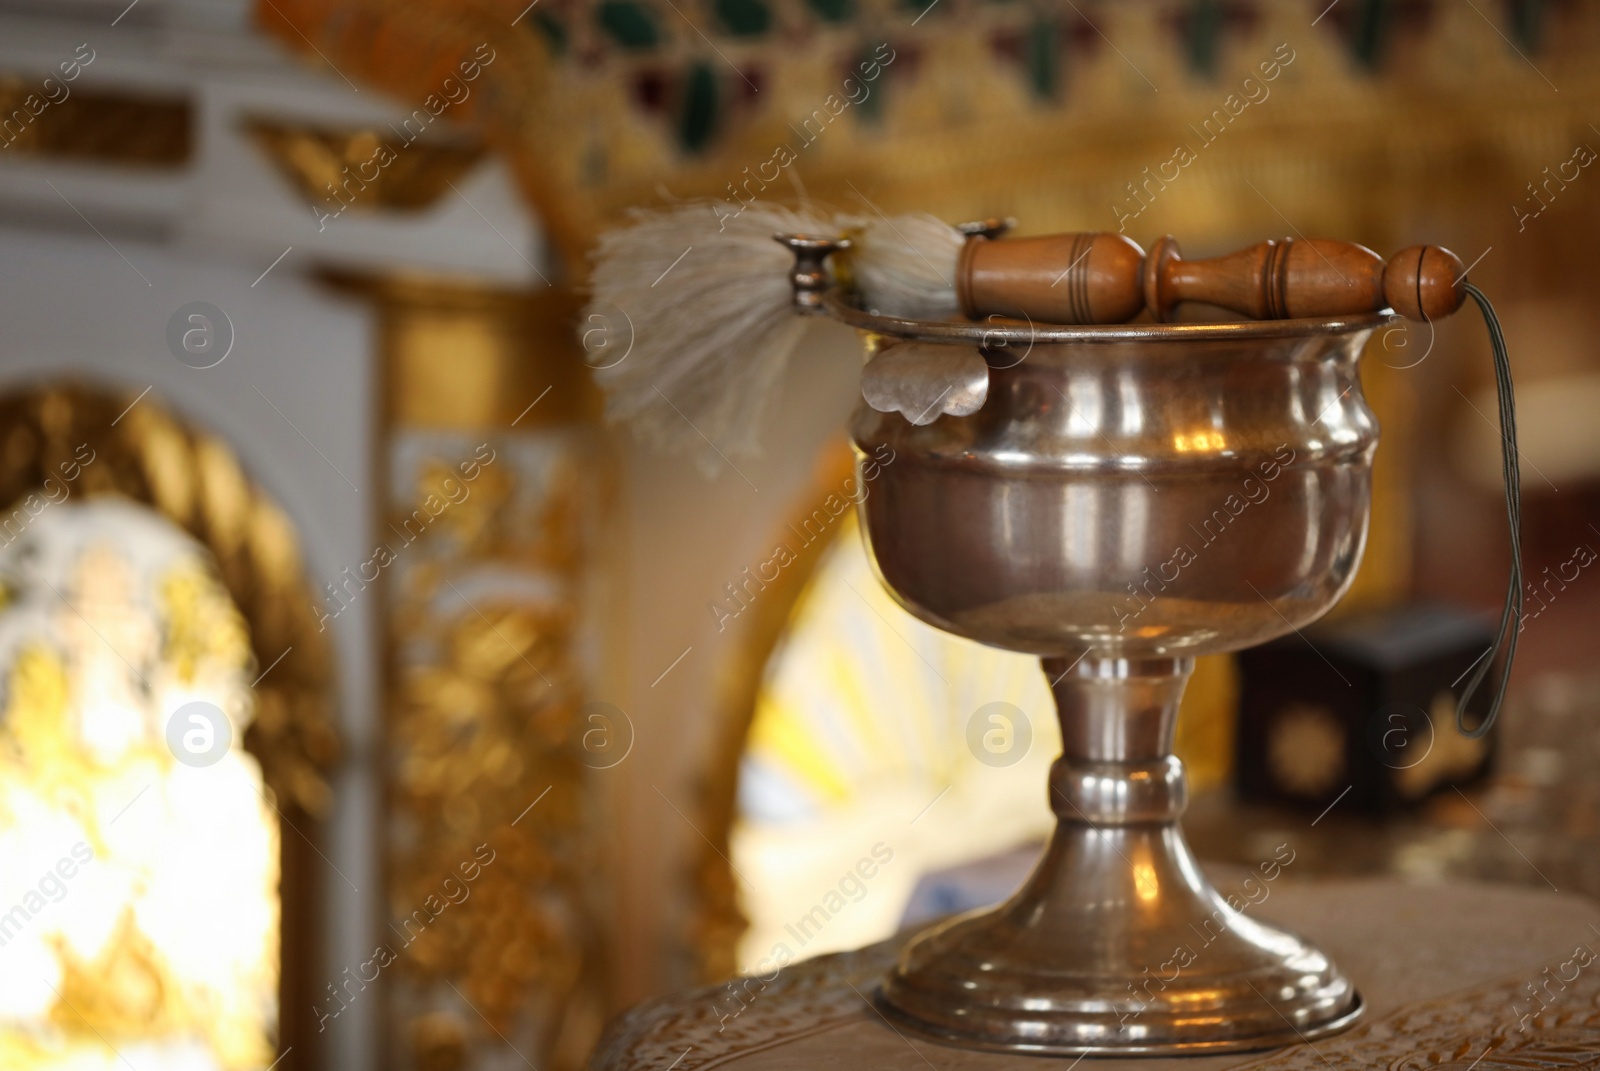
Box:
0 386 338 813
256 1 1600 256
0 384 338 1071
245 118 486 213
384 443 605 1070
0 79 190 167
331 275 602 430
343 275 610 1071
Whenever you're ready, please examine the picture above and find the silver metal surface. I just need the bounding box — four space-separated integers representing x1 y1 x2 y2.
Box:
849 315 1377 1054
860 342 989 425
776 234 851 312
955 217 1016 240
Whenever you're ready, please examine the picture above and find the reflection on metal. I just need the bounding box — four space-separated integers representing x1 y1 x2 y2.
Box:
1174 429 1227 453
0 80 190 167
0 384 338 1071
245 118 485 213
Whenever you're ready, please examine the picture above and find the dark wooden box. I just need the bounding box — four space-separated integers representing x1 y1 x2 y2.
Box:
1235 602 1497 815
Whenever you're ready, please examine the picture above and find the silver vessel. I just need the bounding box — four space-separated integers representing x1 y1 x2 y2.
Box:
792 240 1376 1053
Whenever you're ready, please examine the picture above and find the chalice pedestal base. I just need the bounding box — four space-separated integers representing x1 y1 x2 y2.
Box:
878 657 1362 1055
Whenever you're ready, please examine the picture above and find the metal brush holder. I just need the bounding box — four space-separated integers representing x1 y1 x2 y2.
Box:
780 235 1373 1055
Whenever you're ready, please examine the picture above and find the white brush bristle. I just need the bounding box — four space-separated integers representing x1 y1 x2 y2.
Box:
588 202 829 464
843 212 964 320
586 203 963 466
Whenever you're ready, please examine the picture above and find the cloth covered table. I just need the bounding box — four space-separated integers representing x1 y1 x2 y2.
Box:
591 879 1600 1071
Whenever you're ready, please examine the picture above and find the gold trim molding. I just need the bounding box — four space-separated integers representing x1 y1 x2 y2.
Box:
245 117 486 215
323 272 600 430
0 80 190 167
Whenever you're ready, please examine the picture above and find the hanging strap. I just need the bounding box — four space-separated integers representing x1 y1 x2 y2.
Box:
1454 283 1523 739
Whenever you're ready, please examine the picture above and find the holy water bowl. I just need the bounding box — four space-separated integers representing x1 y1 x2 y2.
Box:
847 312 1380 1054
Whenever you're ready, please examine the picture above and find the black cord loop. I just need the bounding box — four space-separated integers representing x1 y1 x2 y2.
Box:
1455 283 1522 739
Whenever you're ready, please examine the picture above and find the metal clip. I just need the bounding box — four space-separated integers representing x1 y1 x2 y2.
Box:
955 218 1017 241
773 233 850 313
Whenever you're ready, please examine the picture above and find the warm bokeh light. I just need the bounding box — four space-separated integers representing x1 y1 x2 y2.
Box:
0 501 276 1071
732 511 1061 971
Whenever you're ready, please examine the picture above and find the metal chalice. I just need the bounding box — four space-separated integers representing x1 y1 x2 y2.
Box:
794 247 1377 1054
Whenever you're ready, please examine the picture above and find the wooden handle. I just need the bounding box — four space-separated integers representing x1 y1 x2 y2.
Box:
1143 235 1466 323
958 232 1146 325
953 231 1466 325
1381 244 1469 322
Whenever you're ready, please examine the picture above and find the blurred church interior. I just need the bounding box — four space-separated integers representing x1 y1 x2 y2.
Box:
1 0 1599 1068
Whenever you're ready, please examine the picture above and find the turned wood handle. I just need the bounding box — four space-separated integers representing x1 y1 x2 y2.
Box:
958 232 1146 325
952 232 1466 326
1142 235 1466 323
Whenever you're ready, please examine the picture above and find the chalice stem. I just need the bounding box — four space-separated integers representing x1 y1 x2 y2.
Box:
878 654 1361 1053
1044 654 1187 801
